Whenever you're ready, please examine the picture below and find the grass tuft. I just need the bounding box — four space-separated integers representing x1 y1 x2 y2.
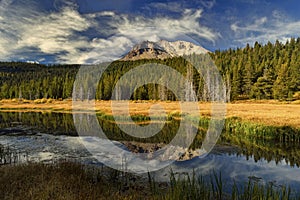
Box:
0 161 297 200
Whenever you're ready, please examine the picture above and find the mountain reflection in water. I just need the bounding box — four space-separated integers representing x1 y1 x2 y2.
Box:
1 111 300 193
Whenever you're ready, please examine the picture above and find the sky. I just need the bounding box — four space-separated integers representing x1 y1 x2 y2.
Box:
0 0 300 64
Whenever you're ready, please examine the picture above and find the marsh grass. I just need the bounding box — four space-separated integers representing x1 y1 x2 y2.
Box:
0 162 145 200
225 117 300 142
96 111 179 123
153 169 293 200
187 115 300 143
0 145 27 165
1 99 299 128
0 161 297 200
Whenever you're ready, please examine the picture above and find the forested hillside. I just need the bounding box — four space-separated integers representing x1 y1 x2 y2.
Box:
0 38 299 101
211 38 300 100
0 62 79 99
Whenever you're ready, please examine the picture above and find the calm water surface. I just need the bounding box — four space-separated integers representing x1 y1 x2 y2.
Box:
1 111 300 194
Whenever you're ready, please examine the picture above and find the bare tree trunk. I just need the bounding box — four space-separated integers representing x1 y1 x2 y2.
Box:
185 65 196 101
114 85 121 100
225 74 231 102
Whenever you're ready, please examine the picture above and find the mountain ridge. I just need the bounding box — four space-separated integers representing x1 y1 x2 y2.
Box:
120 40 209 61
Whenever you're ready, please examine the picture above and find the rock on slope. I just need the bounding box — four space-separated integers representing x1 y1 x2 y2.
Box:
121 40 209 61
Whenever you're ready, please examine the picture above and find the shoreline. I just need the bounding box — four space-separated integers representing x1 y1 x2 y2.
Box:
0 99 299 128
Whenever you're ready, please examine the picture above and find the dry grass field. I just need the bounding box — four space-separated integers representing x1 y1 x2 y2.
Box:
0 99 299 128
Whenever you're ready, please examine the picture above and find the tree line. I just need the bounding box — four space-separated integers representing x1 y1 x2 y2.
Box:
0 38 299 101
211 38 300 100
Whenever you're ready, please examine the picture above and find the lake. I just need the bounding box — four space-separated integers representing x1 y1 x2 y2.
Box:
1 111 300 195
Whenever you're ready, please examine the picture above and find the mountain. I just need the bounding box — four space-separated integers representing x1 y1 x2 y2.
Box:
120 40 209 61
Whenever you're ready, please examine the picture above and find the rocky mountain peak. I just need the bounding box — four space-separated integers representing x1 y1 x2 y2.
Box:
121 40 209 61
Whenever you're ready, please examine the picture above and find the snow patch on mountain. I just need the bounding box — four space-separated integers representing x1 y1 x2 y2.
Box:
121 40 209 61
157 40 209 56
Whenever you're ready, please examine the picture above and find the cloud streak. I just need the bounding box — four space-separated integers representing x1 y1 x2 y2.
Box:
231 12 300 45
72 8 220 64
0 1 219 64
0 0 92 63
112 9 219 44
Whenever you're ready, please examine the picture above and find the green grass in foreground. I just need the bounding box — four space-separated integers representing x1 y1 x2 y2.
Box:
0 162 296 200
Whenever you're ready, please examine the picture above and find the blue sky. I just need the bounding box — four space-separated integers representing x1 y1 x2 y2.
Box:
0 0 300 64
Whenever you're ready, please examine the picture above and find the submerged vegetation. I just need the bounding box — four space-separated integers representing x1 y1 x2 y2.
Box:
0 161 296 200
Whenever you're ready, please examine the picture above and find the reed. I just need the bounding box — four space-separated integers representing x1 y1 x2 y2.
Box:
0 145 27 165
189 115 300 143
0 161 297 200
225 117 300 142
160 169 293 200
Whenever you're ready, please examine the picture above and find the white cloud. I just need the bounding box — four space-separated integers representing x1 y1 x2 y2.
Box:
112 9 219 45
19 8 90 54
231 17 267 32
69 36 134 64
0 1 92 63
146 2 184 13
200 0 216 9
78 9 219 63
0 1 219 64
96 11 116 17
231 14 300 45
146 0 216 12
